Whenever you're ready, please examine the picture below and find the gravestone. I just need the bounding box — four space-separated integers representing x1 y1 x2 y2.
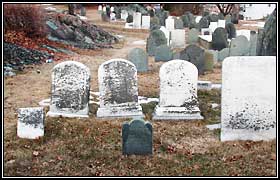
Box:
126 14 133 23
175 18 184 29
146 30 167 56
170 29 185 48
209 22 218 33
187 28 200 44
217 20 226 28
212 27 228 51
221 56 276 141
231 13 239 24
155 10 169 26
98 5 102 14
165 18 175 31
121 10 128 21
133 12 141 28
198 16 209 29
225 22 236 39
159 26 170 46
142 15 150 29
225 15 231 25
229 35 250 56
102 6 106 12
218 13 224 20
122 118 152 155
97 59 143 118
150 16 161 30
204 51 214 71
47 61 90 118
127 48 148 72
101 12 110 22
236 29 251 41
179 44 205 75
155 45 173 62
202 11 210 17
17 107 44 139
249 31 257 56
153 60 203 120
209 14 219 22
195 16 202 23
218 47 230 61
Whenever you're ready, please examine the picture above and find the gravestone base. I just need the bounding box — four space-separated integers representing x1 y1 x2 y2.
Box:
47 108 89 118
97 104 144 118
153 106 204 120
221 129 276 142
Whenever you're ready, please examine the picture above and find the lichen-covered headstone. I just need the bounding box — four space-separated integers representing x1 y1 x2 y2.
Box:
229 35 250 56
175 18 184 29
153 60 203 120
122 118 152 155
127 48 148 72
47 61 90 118
97 59 143 118
146 30 167 56
170 29 185 48
179 44 205 75
221 56 276 141
18 107 44 139
212 27 228 51
187 28 200 44
225 22 236 39
155 45 173 62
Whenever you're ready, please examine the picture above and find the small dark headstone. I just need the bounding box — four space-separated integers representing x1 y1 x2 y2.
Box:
209 14 219 22
225 22 236 39
212 27 228 51
126 14 133 23
127 48 148 72
122 119 153 155
198 16 209 29
155 45 173 62
146 30 167 56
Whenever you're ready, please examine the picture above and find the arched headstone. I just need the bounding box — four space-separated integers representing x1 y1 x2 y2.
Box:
225 22 236 39
229 35 250 56
212 27 228 51
127 48 148 72
155 45 173 62
146 30 167 56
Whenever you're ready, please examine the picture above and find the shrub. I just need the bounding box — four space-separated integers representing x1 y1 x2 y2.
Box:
4 4 47 37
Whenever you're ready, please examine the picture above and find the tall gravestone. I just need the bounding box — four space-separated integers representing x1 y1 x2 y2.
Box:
198 16 209 29
179 44 205 75
170 29 185 48
221 56 276 141
146 30 167 56
229 35 250 56
97 59 143 118
47 61 90 118
122 118 153 155
127 48 148 72
212 27 228 51
153 60 203 120
155 45 173 62
225 22 236 39
18 107 44 139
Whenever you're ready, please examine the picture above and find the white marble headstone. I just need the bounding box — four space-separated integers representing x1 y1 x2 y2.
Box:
102 6 106 12
97 59 143 118
221 56 276 141
209 22 218 33
170 29 185 48
133 12 142 28
165 18 175 31
47 61 90 118
18 107 44 139
153 60 203 120
121 10 128 20
142 15 150 29
217 20 226 28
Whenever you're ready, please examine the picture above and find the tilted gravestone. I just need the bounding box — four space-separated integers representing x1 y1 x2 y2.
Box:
122 118 153 155
225 22 236 39
179 44 205 75
47 61 90 118
221 56 276 141
150 16 161 30
212 27 228 51
97 59 143 118
187 28 200 44
146 30 167 56
229 35 250 56
155 45 173 62
153 60 203 120
18 107 44 139
127 48 148 72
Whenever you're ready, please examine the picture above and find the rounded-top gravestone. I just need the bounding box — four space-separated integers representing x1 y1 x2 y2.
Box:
127 48 148 72
146 30 167 56
126 14 133 23
212 27 228 51
209 14 219 22
229 35 250 56
155 45 173 62
198 16 209 29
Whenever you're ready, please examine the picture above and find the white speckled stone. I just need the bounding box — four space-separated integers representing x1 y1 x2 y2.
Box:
221 56 276 141
153 60 203 120
97 59 143 118
170 29 185 48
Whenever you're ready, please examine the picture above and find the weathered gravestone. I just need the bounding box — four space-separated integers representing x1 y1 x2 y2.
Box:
142 15 150 29
97 59 143 118
150 16 161 30
198 16 209 29
155 45 173 62
133 12 141 28
175 18 184 29
127 48 148 72
170 29 185 48
47 61 90 118
225 22 236 39
221 56 276 141
229 35 250 56
179 44 205 75
18 107 44 139
146 30 167 56
209 14 219 22
122 118 153 155
153 60 203 120
212 27 228 51
126 14 133 23
187 28 200 44
249 31 257 56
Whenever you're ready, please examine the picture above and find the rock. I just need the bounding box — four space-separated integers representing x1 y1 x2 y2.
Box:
146 30 167 56
154 45 173 62
212 27 228 51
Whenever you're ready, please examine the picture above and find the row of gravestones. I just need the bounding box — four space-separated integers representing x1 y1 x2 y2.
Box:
17 56 276 155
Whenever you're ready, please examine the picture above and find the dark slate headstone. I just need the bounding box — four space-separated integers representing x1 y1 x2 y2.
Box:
127 48 148 72
179 44 205 75
175 18 184 29
146 30 167 56
150 16 161 30
231 13 239 24
202 11 210 17
256 9 276 56
126 14 133 23
122 119 153 155
182 12 195 28
218 13 224 20
155 10 169 26
225 22 236 39
212 27 228 51
209 14 219 22
198 16 209 29
155 45 173 62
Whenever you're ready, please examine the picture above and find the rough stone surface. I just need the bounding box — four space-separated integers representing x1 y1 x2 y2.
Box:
18 107 44 139
153 60 203 120
122 119 152 155
225 22 236 39
170 29 185 48
212 27 228 51
155 45 173 62
97 59 143 118
229 35 250 56
146 30 167 56
47 61 90 118
221 56 276 141
179 44 205 75
127 48 148 72
187 28 200 44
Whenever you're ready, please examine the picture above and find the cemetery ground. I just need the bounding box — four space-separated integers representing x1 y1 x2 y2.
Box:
3 5 276 176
